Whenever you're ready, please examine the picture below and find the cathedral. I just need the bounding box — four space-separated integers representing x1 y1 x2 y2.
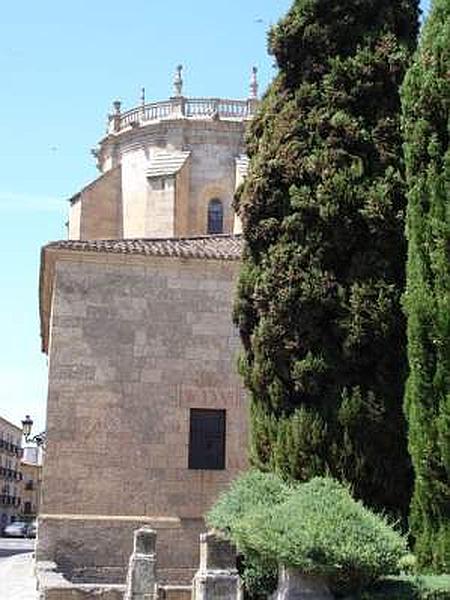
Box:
37 67 256 592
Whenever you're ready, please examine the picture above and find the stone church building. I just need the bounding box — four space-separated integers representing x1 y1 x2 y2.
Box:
37 67 256 586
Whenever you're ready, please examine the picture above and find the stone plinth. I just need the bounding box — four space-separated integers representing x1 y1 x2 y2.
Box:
192 531 242 600
124 528 158 600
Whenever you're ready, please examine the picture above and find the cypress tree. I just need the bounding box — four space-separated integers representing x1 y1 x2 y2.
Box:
402 0 450 571
234 0 419 518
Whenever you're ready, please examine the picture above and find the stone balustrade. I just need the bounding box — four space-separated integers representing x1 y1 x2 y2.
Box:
108 97 258 133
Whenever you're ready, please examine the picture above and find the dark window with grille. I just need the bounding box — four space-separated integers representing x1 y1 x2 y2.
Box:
24 501 32 515
207 199 224 234
189 409 226 470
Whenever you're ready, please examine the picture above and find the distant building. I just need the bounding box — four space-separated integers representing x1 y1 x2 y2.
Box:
37 67 257 586
21 447 42 520
0 416 23 531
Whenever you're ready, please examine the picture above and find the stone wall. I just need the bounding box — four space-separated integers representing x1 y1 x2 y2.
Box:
68 166 123 240
38 253 247 584
144 174 177 237
68 199 81 240
119 120 244 239
182 121 243 236
37 515 201 585
68 119 246 240
174 159 191 238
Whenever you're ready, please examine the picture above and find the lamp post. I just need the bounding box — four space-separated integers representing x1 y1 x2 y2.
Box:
21 415 45 524
21 415 46 449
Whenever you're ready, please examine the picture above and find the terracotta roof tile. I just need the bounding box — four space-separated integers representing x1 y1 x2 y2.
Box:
44 235 243 261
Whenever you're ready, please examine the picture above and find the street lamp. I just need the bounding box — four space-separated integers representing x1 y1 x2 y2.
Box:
21 415 46 449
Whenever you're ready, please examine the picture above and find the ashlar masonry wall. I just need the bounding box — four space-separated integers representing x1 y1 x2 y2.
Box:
38 252 248 585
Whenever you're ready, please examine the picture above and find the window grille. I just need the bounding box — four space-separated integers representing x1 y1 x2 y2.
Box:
188 409 226 470
207 199 224 234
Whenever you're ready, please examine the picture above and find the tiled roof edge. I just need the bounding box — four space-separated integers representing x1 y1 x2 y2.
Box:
43 234 243 261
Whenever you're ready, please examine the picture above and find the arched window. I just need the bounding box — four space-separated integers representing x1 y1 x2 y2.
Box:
207 199 224 234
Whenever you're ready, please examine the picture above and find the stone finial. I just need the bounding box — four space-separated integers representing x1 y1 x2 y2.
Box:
249 66 258 99
109 100 122 133
173 64 183 97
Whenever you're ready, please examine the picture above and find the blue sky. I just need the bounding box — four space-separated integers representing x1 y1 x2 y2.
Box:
0 0 431 434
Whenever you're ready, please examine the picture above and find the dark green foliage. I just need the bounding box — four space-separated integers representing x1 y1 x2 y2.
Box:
208 473 407 596
233 478 407 595
234 0 420 517
401 0 450 572
249 403 328 480
206 469 292 533
207 470 289 598
237 552 278 600
359 575 450 599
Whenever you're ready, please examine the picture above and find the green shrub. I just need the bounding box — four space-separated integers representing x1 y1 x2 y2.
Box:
397 553 417 575
207 470 291 598
212 475 408 595
237 551 278 600
207 469 292 534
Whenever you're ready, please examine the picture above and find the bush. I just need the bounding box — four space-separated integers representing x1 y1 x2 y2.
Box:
237 551 278 600
209 474 408 596
207 470 291 598
359 575 450 599
207 469 292 533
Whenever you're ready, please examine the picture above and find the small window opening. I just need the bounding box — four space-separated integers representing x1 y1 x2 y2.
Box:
207 198 224 234
188 409 226 470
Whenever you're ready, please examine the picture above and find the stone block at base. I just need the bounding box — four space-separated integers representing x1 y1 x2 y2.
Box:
36 560 125 600
274 567 334 599
192 532 242 600
193 572 242 600
158 585 191 600
36 516 202 586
